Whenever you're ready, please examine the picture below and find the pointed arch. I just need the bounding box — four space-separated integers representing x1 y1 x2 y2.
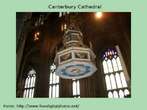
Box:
23 68 36 98
102 47 130 98
72 79 80 98
49 63 60 98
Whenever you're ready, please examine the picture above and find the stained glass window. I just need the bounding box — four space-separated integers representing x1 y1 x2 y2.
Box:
102 47 130 98
72 79 80 98
49 63 59 98
23 69 36 98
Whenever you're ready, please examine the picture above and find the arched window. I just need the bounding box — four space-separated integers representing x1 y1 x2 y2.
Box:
108 91 113 98
49 63 59 98
115 73 122 88
113 91 119 98
72 79 80 98
124 89 130 96
23 69 36 98
105 75 111 90
102 46 130 98
110 74 117 89
119 90 124 98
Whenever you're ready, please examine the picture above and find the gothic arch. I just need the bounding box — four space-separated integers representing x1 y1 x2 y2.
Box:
16 47 40 97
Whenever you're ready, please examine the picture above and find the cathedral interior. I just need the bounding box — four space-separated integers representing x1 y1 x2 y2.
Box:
16 12 131 98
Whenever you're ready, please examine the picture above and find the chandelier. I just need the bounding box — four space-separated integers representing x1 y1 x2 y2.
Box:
54 24 97 79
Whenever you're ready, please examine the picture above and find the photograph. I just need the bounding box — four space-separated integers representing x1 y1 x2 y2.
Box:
16 12 131 98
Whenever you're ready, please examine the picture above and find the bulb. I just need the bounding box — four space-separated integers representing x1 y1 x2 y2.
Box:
95 12 103 19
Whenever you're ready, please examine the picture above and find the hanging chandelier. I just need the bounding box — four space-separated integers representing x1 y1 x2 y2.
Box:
54 24 97 79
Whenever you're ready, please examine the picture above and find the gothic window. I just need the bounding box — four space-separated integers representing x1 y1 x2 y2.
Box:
23 69 36 98
49 64 59 98
72 79 80 98
102 47 130 98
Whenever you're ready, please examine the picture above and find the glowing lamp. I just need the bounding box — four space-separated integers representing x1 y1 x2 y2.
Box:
54 25 97 79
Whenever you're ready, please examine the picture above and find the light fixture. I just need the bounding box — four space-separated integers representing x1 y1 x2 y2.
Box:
61 24 67 32
34 32 40 41
64 24 67 30
54 24 97 79
95 12 103 19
